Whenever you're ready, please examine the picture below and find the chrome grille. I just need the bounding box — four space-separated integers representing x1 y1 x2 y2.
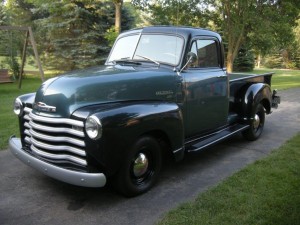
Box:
23 107 87 167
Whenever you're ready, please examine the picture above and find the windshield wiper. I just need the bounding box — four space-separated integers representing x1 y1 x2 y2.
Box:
110 58 141 66
135 55 160 66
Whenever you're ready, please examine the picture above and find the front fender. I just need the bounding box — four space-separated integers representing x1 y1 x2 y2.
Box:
18 92 36 108
75 102 184 176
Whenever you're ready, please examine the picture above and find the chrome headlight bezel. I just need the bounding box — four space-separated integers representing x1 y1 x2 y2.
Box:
85 115 102 140
13 98 23 116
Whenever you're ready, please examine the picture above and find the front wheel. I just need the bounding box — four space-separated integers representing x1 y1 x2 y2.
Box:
112 136 162 197
242 103 265 141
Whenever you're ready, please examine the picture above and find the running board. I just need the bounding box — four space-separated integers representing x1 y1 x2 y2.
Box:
185 124 249 153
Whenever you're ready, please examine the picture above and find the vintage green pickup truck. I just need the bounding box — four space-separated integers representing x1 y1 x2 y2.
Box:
9 26 280 196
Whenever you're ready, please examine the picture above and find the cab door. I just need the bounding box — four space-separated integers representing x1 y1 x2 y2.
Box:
182 38 229 138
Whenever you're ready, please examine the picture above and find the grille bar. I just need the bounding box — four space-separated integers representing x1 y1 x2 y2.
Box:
24 122 30 129
28 110 84 127
29 120 84 137
29 129 85 147
30 137 86 157
31 145 87 166
22 107 88 168
24 114 30 121
24 129 31 136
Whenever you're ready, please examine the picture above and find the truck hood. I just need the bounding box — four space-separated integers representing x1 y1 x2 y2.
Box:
34 65 177 117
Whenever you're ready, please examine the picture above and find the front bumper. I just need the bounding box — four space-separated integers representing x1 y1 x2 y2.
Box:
9 136 106 188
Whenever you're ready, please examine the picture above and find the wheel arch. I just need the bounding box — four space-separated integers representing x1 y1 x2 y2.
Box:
138 129 174 161
242 83 272 117
81 101 185 177
260 98 271 114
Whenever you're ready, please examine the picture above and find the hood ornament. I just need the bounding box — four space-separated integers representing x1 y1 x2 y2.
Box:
34 102 56 113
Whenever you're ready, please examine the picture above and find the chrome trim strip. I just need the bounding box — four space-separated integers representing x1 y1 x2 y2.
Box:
29 129 85 147
29 120 84 137
185 126 229 145
31 145 87 166
30 137 86 157
9 137 106 188
29 112 84 127
173 147 183 154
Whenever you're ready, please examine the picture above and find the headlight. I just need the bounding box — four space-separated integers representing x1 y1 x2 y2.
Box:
85 116 102 140
13 98 23 116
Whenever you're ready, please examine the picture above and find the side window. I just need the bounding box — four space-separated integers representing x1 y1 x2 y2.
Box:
189 39 219 68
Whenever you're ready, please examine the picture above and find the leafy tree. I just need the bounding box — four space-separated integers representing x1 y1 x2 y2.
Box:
0 2 9 68
0 2 8 25
26 0 135 70
261 11 300 69
263 51 284 69
249 1 300 67
113 0 123 33
133 0 211 27
233 45 255 72
213 0 257 72
2 0 137 71
105 2 138 46
31 1 110 70
292 17 300 68
5 0 35 25
0 2 22 77
132 0 300 72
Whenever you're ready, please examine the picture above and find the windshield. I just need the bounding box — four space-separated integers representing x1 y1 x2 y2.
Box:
107 34 184 66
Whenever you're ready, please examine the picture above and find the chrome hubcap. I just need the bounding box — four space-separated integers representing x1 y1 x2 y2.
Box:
133 153 149 177
253 114 260 130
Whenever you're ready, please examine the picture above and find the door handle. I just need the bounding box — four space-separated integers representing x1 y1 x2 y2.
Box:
217 75 227 78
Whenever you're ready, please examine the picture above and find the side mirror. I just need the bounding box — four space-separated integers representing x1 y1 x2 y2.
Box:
178 52 197 74
186 52 197 63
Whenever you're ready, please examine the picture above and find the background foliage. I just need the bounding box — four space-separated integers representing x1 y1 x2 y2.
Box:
0 0 299 73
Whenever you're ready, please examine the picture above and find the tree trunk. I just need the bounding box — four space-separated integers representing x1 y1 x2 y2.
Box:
257 53 261 68
114 0 123 34
226 52 234 73
226 30 244 73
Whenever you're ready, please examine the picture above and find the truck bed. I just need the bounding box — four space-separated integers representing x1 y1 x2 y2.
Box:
228 72 274 86
228 72 274 115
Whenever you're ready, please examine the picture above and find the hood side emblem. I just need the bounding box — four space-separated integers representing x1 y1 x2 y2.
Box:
34 102 56 113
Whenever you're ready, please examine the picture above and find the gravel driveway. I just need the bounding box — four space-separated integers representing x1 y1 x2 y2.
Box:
0 88 299 225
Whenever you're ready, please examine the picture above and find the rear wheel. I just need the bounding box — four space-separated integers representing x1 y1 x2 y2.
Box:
242 103 265 141
112 136 162 197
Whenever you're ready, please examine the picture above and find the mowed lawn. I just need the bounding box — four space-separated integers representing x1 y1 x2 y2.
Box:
0 68 299 150
159 133 300 225
158 69 300 224
254 68 300 90
0 74 56 150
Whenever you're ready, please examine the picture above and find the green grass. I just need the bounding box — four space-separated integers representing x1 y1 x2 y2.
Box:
159 133 300 225
251 68 300 90
0 73 59 150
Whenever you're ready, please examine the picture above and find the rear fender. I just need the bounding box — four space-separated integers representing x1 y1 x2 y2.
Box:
242 83 272 118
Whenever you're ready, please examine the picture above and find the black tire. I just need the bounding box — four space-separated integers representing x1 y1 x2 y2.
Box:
242 103 265 141
112 136 162 197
